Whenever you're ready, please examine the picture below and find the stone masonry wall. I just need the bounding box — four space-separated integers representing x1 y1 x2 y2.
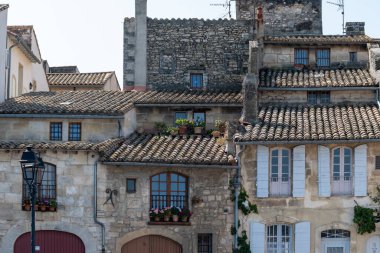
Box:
124 18 254 91
236 0 322 35
98 165 235 253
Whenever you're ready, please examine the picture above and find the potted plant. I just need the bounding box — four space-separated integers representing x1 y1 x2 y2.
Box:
212 130 221 138
176 119 190 135
155 122 167 135
179 207 192 222
40 199 48 212
150 208 164 222
215 120 226 134
23 199 31 211
171 206 181 222
34 199 40 211
163 207 172 222
167 127 179 136
194 121 205 134
49 199 57 211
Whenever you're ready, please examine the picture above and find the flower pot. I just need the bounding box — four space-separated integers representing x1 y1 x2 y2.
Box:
178 126 187 135
172 215 179 222
23 204 31 211
181 216 188 222
194 127 203 134
164 215 170 222
49 206 56 212
212 131 221 138
34 205 39 211
40 205 47 212
154 216 161 222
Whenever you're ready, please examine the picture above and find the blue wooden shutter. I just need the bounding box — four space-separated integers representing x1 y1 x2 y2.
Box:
257 145 269 198
354 144 367 197
293 145 306 197
295 222 311 253
318 145 331 197
250 222 265 253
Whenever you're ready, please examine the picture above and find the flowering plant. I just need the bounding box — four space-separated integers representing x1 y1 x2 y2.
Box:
170 206 181 215
179 207 192 218
163 207 172 216
149 208 164 218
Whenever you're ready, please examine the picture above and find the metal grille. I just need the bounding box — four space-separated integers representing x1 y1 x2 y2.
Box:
295 49 308 65
23 163 56 202
321 229 350 238
50 122 62 141
198 234 212 253
69 122 81 141
316 49 330 67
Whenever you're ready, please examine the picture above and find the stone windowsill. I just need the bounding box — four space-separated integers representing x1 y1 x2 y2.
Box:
148 221 191 226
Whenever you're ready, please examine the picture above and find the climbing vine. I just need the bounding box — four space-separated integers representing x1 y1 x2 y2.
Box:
230 180 258 253
353 205 376 235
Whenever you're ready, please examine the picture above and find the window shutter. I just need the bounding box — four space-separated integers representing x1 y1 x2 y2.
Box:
250 222 265 253
354 144 367 197
293 145 306 197
295 222 311 253
257 145 269 198
318 145 331 197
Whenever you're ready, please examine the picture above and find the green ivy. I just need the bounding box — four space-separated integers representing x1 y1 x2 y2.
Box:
353 205 376 235
236 230 250 253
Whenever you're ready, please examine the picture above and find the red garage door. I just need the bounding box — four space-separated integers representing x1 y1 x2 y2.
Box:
14 230 85 253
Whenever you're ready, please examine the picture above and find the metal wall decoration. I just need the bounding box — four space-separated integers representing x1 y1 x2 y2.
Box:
103 188 118 207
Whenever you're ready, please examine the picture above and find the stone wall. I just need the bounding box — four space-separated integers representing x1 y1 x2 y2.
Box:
98 165 235 253
236 0 322 35
124 18 254 91
240 143 380 253
135 106 242 132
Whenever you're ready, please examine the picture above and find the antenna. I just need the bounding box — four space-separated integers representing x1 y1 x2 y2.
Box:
210 0 235 19
327 0 345 34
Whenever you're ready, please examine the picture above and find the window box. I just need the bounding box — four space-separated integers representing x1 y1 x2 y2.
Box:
148 221 191 226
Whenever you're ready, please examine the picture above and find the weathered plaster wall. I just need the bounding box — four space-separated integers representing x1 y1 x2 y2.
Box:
236 0 322 35
0 8 7 103
240 143 380 253
124 18 253 90
98 165 234 253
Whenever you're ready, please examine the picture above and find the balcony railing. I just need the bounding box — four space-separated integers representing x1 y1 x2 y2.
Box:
151 195 188 209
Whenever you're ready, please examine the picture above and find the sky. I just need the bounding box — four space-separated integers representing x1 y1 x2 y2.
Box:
6 0 380 88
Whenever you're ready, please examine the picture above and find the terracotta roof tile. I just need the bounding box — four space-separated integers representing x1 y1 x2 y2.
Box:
264 35 373 45
104 134 232 165
47 72 114 87
234 104 380 143
259 68 377 88
0 141 98 151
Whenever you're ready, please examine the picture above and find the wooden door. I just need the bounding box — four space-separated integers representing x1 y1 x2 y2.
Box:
14 230 85 253
122 235 182 253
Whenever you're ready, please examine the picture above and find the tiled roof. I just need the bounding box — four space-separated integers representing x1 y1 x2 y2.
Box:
234 104 380 143
8 28 40 63
47 72 114 87
0 141 99 151
103 134 233 165
135 90 242 105
259 68 377 88
0 91 143 115
264 35 373 45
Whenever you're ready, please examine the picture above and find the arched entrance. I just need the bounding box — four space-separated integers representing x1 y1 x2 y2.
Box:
121 235 182 253
14 230 85 253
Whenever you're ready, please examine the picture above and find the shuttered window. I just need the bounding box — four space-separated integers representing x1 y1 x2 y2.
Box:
267 224 292 253
316 49 331 67
295 49 309 65
270 148 291 196
332 147 353 195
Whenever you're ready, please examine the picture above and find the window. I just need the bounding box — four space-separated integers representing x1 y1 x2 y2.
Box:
294 49 309 65
270 148 291 196
69 122 81 141
332 147 353 195
321 229 350 253
126 178 136 193
376 156 380 170
307 91 330 104
190 74 203 89
267 224 292 253
174 112 188 124
150 172 188 209
349 52 357 62
50 122 62 141
316 49 331 67
198 234 212 253
23 163 56 205
18 63 24 96
193 112 206 124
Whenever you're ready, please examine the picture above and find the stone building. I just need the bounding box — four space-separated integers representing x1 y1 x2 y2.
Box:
0 4 8 103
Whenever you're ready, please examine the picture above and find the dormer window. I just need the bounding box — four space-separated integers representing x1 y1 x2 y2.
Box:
190 74 203 89
294 49 308 66
316 49 330 67
308 91 330 104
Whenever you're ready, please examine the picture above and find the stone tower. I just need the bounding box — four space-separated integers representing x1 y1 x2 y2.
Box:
236 0 322 36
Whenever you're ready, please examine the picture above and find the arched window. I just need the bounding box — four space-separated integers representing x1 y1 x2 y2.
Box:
332 147 353 195
321 229 350 253
270 148 291 196
150 172 188 209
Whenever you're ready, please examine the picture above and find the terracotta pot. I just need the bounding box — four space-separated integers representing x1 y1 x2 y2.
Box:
154 216 161 222
181 216 188 222
194 127 203 134
49 206 56 212
34 205 39 211
23 204 31 211
212 131 221 138
164 216 170 222
40 205 47 212
178 126 187 135
172 215 179 222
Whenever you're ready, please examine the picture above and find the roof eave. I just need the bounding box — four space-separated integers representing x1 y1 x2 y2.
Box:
258 86 379 91
0 113 125 119
102 161 237 169
134 103 242 107
235 138 380 146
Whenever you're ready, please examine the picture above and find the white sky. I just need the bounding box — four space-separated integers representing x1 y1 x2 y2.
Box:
6 0 380 86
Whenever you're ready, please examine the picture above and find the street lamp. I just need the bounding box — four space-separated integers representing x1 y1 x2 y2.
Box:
20 145 45 253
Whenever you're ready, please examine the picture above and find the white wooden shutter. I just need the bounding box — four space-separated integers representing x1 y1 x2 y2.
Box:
295 222 311 253
318 145 331 197
354 144 367 197
293 145 306 197
257 145 269 198
250 222 265 253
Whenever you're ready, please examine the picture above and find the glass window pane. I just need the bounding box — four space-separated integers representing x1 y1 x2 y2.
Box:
160 182 166 190
159 173 166 181
171 182 178 191
194 112 205 123
171 173 178 182
272 149 279 156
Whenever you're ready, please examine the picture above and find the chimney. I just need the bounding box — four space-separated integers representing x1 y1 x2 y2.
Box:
345 22 365 36
134 0 147 91
240 74 258 124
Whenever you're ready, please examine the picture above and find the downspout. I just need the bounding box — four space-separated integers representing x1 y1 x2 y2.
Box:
93 161 106 253
377 89 380 108
233 145 245 252
6 44 16 100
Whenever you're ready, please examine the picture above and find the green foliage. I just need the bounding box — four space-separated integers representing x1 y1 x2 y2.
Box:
230 180 258 215
175 119 191 127
194 121 206 127
353 205 376 235
236 230 251 253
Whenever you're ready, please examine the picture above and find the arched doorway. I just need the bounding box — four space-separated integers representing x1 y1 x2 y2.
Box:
121 235 182 253
14 230 85 253
367 235 380 253
321 229 350 253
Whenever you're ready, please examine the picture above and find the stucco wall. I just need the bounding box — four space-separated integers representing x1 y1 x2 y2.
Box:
0 8 7 103
240 142 380 253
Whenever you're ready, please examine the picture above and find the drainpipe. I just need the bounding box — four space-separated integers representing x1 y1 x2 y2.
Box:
377 89 380 108
6 44 16 100
93 161 106 253
233 145 245 252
